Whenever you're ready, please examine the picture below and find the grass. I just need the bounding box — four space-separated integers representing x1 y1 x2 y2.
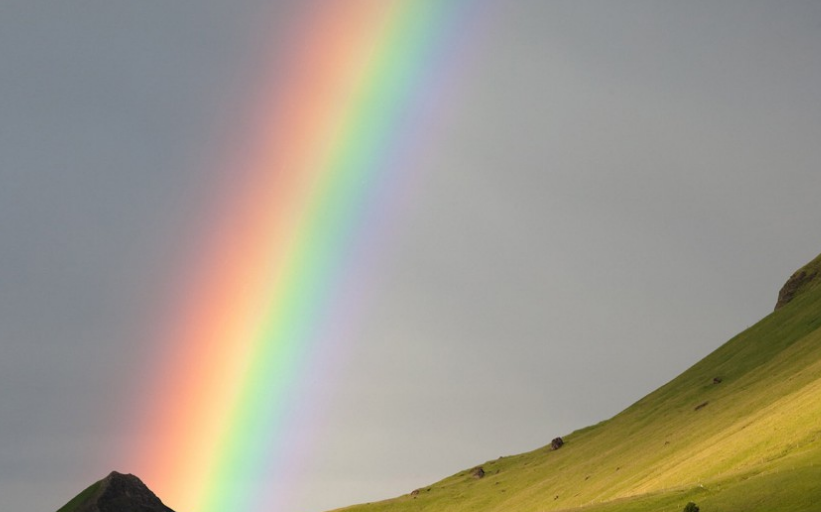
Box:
334 255 821 512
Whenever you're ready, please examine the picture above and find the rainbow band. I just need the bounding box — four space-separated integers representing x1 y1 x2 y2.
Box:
134 2 483 511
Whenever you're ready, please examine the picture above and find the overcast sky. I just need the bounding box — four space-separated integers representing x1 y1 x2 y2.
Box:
3 2 821 512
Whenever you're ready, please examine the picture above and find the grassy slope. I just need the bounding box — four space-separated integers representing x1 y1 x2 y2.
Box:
336 261 821 512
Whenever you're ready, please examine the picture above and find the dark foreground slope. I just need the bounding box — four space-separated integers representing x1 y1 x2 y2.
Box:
56 471 175 512
336 253 821 512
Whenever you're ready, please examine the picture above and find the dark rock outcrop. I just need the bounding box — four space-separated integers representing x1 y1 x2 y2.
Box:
551 437 564 450
775 252 821 311
775 269 818 310
57 471 175 512
471 466 485 479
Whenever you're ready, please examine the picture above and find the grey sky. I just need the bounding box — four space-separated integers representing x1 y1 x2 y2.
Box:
2 2 821 512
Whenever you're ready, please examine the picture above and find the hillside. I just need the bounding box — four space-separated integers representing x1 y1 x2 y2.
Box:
335 253 821 512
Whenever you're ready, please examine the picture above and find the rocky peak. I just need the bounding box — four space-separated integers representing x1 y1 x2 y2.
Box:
57 471 175 512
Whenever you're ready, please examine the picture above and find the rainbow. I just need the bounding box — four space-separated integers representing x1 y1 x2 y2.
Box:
130 2 486 511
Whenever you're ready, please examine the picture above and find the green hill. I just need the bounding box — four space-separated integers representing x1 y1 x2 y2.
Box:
335 252 821 512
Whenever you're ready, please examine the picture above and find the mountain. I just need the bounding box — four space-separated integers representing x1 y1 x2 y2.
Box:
55 472 174 512
334 252 821 512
